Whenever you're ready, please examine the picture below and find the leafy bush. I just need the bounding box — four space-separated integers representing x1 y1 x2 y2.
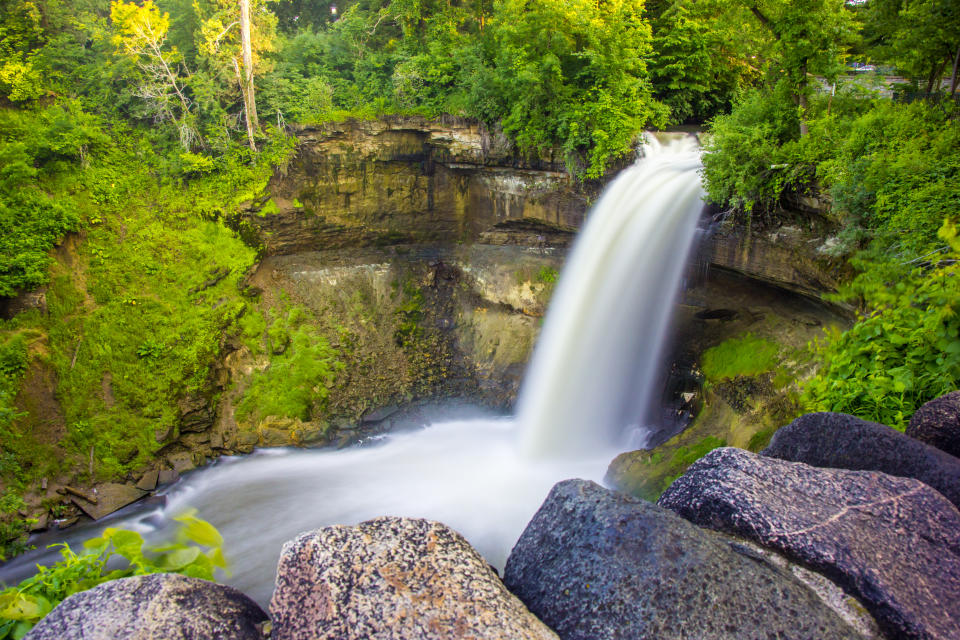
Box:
701 334 780 383
802 220 960 430
701 83 804 214
0 512 225 639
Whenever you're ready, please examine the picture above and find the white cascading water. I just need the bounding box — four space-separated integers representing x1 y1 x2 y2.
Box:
0 134 704 607
518 133 705 456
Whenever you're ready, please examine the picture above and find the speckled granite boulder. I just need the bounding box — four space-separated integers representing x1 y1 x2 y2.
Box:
659 447 960 640
763 412 960 509
24 573 266 640
502 479 862 640
908 391 960 458
269 517 558 640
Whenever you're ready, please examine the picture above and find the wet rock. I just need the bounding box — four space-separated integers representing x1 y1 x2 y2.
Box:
270 517 557 640
763 412 960 509
235 430 258 453
29 512 49 532
361 404 400 423
503 479 861 640
293 422 329 446
258 417 297 447
25 573 266 640
166 451 197 474
69 483 146 520
659 447 960 640
908 391 960 458
136 468 159 491
179 394 215 433
157 469 179 486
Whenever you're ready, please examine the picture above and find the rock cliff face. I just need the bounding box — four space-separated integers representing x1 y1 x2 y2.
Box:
245 117 590 255
244 117 844 303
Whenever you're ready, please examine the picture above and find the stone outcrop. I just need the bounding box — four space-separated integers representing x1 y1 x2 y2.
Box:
908 391 960 458
269 516 557 640
24 573 267 640
703 224 847 302
502 479 863 640
659 447 960 640
247 117 591 255
762 412 960 509
67 483 146 520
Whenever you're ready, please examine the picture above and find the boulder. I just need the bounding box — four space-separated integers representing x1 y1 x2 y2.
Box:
166 451 197 474
763 412 960 509
136 468 159 491
502 479 862 640
908 391 960 458
270 517 558 640
70 483 146 520
659 447 960 640
157 469 179 485
25 573 266 640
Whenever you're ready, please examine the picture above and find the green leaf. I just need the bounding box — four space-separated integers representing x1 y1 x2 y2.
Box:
173 513 223 548
158 546 201 571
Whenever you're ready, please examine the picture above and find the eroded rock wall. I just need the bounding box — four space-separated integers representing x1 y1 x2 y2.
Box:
246 117 589 254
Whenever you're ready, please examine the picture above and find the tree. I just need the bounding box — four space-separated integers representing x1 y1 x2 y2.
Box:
485 0 666 177
110 0 200 148
648 0 766 123
863 0 960 95
197 0 277 151
744 0 855 135
0 0 47 102
240 0 258 149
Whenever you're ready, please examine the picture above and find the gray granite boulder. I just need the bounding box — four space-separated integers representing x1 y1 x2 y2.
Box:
502 479 862 640
25 573 266 640
908 391 960 458
269 517 558 640
763 412 960 508
659 447 960 640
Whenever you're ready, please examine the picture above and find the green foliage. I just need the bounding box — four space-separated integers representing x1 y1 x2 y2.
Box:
0 104 106 295
701 334 780 383
0 513 226 639
802 221 960 431
0 114 281 493
486 0 665 176
236 304 343 423
702 83 805 214
648 0 763 123
818 100 960 253
704 92 959 254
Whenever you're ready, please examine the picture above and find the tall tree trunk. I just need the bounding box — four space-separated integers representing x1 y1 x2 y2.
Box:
950 42 960 96
239 0 258 151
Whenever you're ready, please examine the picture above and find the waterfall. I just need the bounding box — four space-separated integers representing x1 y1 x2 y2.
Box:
517 133 705 456
0 134 706 608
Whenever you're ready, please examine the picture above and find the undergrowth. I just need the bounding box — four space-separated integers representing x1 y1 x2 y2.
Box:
0 106 295 557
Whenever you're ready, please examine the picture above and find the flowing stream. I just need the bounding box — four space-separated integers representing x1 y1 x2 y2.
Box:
0 134 705 607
